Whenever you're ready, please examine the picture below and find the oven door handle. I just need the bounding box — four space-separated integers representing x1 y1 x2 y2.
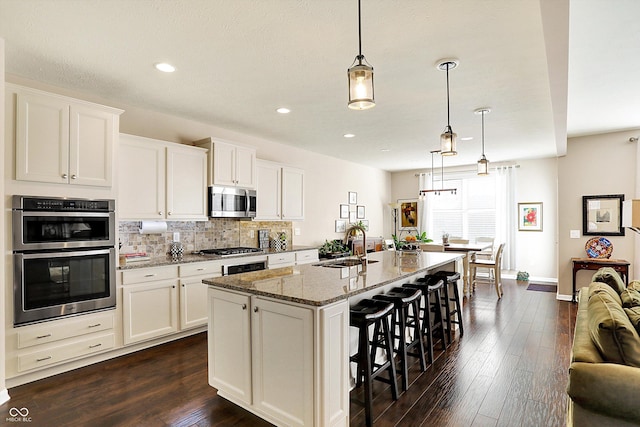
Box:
16 248 114 259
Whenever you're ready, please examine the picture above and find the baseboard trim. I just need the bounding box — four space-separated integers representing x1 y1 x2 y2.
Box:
0 388 10 405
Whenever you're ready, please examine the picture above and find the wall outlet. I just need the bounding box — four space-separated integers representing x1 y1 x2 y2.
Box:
173 232 180 242
249 230 255 238
294 228 301 236
570 230 580 239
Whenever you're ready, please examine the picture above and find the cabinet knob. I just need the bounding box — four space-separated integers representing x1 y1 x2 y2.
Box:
62 173 68 179
158 211 163 216
242 304 247 310
168 211 172 215
172 285 176 288
253 306 259 313
71 174 77 180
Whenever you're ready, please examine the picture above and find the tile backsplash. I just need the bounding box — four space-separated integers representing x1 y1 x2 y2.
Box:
119 219 293 257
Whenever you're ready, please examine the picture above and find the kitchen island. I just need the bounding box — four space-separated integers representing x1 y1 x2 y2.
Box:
203 250 462 427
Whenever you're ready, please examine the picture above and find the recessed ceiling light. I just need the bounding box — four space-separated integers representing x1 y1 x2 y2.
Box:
155 63 176 73
460 136 474 141
343 133 355 138
276 107 291 114
380 148 391 152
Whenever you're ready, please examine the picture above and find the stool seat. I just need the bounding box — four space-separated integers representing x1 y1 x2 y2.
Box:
435 270 461 282
374 287 422 305
350 299 394 324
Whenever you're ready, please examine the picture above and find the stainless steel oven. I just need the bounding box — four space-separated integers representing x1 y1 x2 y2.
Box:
12 196 116 326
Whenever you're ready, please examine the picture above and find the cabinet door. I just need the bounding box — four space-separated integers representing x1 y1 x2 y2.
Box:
118 135 166 220
235 145 256 188
208 288 252 404
256 161 281 220
122 279 178 345
252 297 313 427
281 167 304 220
166 145 207 220
212 141 237 186
179 277 209 330
16 92 70 184
69 104 115 187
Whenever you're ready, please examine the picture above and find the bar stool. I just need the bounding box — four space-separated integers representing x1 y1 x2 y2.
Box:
434 271 464 341
373 287 426 391
403 277 447 364
350 299 399 427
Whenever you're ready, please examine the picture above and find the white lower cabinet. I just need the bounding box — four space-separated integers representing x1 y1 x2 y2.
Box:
208 287 349 427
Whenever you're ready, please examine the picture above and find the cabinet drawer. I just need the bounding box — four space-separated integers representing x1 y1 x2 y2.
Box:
268 252 296 267
17 312 114 349
122 265 179 284
18 333 115 372
180 261 222 278
295 250 318 264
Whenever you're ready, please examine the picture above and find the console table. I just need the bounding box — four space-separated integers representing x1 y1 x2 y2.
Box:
571 257 630 302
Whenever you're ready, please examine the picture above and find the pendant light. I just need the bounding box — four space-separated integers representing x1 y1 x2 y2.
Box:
475 108 491 175
436 59 459 155
347 0 375 110
419 150 457 196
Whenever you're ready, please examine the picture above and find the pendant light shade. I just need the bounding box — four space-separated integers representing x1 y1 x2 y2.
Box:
437 59 459 155
347 0 375 110
475 108 491 175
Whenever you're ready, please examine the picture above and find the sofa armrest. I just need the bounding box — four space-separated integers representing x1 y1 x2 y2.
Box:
568 362 640 423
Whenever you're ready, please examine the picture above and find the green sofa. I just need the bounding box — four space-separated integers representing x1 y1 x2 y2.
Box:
567 267 640 426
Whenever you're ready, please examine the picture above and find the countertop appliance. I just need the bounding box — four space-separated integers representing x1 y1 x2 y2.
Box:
194 246 266 276
209 186 256 218
195 246 264 257
12 195 117 326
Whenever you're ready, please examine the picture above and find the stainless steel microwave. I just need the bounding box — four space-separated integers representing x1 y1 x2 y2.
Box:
209 186 256 218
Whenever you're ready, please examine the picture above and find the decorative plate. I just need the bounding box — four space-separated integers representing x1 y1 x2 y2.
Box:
585 237 613 259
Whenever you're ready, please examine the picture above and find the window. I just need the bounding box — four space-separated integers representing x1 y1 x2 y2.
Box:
426 174 496 240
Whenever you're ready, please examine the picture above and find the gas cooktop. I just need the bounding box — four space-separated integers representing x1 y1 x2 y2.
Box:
195 247 264 257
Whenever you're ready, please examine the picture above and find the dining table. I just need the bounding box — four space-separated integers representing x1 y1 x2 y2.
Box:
428 241 494 295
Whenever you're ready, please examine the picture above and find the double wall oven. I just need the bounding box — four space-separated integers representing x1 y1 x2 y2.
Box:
12 196 117 326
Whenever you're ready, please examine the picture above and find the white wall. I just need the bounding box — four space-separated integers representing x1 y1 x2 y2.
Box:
558 130 638 298
4 75 391 247
390 157 559 281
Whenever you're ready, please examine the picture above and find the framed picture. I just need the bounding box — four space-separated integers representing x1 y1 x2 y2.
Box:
518 202 543 231
349 211 357 223
335 219 346 233
582 194 625 236
357 205 365 219
361 220 369 231
398 199 419 230
348 191 357 204
340 204 349 219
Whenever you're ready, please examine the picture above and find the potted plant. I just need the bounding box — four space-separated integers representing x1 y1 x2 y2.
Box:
318 239 350 258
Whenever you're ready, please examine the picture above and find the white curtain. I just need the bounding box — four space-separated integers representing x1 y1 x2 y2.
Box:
495 166 517 270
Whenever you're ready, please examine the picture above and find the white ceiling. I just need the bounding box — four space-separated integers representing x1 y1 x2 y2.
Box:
1 0 638 172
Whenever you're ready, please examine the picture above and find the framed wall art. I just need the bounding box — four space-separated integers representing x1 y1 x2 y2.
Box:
398 199 419 230
335 220 346 233
348 192 357 204
357 205 365 219
340 204 349 219
582 194 625 236
518 202 543 231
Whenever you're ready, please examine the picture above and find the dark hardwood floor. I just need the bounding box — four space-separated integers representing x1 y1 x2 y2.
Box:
1 278 576 427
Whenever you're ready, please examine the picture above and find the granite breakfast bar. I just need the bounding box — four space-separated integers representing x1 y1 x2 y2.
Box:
203 250 463 427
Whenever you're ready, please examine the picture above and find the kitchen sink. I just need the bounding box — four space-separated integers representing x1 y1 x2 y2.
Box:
316 258 379 268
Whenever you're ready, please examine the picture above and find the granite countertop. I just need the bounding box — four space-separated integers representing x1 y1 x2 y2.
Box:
203 250 462 307
118 245 317 270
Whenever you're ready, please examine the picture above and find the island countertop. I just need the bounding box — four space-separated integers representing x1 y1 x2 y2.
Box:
203 250 462 307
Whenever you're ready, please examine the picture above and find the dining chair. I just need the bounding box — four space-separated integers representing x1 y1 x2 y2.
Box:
420 243 444 252
469 243 505 298
473 237 495 278
448 239 469 244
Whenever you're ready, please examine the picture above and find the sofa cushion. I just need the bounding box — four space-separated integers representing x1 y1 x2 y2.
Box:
588 288 640 367
621 288 640 308
591 267 626 294
589 282 622 306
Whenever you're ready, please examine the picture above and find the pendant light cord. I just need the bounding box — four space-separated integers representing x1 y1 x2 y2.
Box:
481 110 485 155
446 63 451 128
357 0 363 63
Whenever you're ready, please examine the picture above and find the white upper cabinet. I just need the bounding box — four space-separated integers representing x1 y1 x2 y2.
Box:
118 134 207 220
13 85 122 187
256 159 304 221
195 138 256 188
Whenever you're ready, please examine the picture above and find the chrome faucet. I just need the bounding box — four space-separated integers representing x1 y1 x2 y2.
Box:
343 224 367 264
